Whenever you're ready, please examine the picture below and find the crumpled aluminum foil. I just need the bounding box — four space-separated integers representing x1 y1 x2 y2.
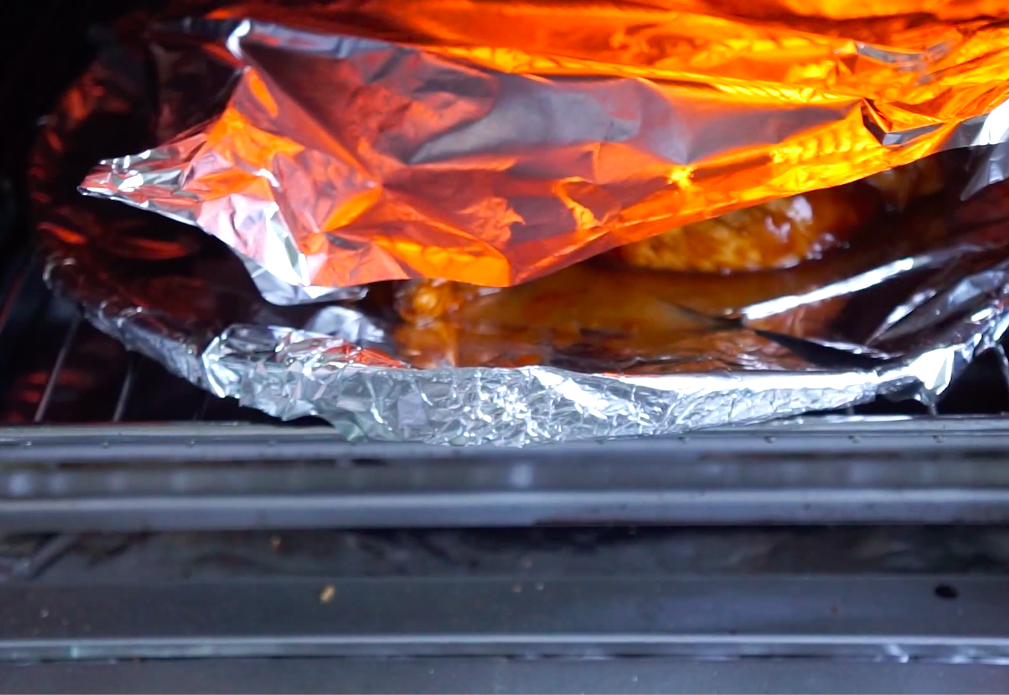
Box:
79 3 1009 291
30 26 1009 446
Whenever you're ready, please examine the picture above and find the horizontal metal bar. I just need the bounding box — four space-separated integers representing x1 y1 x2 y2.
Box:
6 490 1009 532
4 658 1008 695
3 416 1009 531
4 416 1009 465
2 577 1007 662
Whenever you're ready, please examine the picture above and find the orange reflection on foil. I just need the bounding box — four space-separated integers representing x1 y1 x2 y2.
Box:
84 0 1009 287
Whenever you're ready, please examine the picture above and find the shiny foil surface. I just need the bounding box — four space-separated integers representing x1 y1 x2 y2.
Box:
30 16 1009 446
80 1 1009 290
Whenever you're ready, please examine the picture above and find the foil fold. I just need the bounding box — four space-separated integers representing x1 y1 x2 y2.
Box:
197 325 988 445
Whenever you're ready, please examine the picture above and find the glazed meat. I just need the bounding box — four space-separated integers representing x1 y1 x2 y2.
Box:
617 158 945 273
616 187 876 273
395 205 951 369
394 158 950 370
395 263 846 369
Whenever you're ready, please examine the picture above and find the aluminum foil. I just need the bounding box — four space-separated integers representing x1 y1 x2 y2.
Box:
30 22 1009 446
79 2 1009 292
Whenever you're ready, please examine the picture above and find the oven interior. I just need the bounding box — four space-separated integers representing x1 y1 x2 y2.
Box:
4 1 1009 692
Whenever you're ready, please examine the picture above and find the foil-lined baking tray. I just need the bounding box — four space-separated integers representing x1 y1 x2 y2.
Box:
30 23 1009 446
